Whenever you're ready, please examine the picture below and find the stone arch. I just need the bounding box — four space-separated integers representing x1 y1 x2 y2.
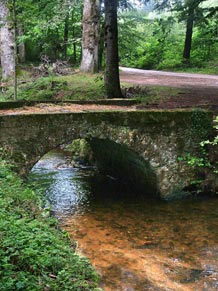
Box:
27 123 159 197
29 133 160 198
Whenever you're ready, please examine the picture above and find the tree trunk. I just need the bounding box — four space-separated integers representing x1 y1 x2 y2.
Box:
17 25 25 63
63 14 69 60
104 0 123 98
72 25 77 64
72 11 77 64
80 0 100 73
0 0 15 80
98 21 104 70
183 8 194 62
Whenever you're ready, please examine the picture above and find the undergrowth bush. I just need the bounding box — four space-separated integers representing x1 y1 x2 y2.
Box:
179 116 218 194
2 77 68 101
0 156 101 291
0 72 105 102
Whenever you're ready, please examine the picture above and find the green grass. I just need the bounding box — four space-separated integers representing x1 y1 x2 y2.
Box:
0 156 102 291
0 71 105 102
160 61 218 75
173 66 218 75
58 73 105 100
125 85 183 105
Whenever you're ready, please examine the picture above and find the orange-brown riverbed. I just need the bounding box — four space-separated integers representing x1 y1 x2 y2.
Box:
62 196 218 291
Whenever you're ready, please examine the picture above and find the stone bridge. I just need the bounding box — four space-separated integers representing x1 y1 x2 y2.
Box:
0 110 212 199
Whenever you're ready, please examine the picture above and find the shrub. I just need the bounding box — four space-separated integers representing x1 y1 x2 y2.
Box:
0 156 101 291
179 116 218 194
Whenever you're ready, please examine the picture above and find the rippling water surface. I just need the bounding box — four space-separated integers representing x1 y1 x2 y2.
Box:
30 150 218 291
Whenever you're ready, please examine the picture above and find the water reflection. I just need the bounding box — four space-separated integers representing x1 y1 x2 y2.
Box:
30 150 92 215
30 150 218 291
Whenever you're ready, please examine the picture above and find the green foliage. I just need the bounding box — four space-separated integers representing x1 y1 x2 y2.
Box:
17 77 68 100
179 115 218 193
201 146 218 174
118 10 148 67
58 73 105 100
191 17 218 66
118 4 218 71
2 0 218 73
119 10 185 69
12 0 83 62
0 156 101 291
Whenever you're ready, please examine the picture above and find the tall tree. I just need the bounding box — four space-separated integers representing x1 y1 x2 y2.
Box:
17 25 26 63
80 0 100 73
0 0 15 80
104 0 123 98
63 13 69 60
148 0 210 62
175 0 206 62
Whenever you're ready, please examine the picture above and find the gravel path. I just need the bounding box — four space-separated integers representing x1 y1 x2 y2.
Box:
120 67 218 89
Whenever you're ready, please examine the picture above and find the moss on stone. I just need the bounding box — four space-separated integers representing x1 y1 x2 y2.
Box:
191 109 213 142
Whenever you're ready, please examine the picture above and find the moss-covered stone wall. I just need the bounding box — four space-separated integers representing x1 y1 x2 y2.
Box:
0 110 213 199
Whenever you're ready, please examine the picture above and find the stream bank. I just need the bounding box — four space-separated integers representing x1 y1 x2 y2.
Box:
0 156 101 291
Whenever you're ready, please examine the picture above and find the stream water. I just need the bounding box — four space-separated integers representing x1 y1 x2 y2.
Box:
29 150 218 291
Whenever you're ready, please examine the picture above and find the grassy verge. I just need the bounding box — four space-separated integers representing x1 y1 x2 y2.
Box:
0 157 102 291
0 71 105 102
168 65 218 75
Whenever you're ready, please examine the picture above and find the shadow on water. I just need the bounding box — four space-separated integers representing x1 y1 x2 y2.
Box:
29 149 218 291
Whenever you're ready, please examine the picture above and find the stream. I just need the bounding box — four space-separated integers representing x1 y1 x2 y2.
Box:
29 150 218 291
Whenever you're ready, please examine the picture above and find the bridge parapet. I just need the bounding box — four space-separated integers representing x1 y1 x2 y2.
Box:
0 110 213 199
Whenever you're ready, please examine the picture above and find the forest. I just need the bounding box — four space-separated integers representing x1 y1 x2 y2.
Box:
1 1 218 291
0 0 218 100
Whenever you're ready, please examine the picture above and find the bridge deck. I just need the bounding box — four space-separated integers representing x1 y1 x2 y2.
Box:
0 103 136 116
0 98 216 116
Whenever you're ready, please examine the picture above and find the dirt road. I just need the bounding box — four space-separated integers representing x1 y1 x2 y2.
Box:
120 67 218 89
120 67 218 111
